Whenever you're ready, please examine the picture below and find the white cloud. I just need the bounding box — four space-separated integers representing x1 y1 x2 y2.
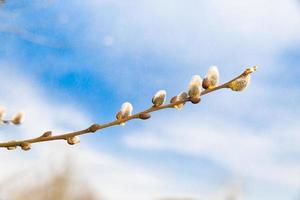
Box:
55 0 300 96
124 112 300 189
80 0 300 61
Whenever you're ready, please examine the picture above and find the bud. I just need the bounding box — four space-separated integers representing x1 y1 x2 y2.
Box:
170 96 177 104
152 90 166 107
190 96 201 104
202 66 219 89
7 146 17 150
116 111 122 120
41 131 52 137
67 136 80 145
89 124 100 132
20 142 31 151
11 112 25 125
139 113 151 120
117 102 133 125
228 75 251 91
188 75 202 98
0 106 6 120
173 92 188 110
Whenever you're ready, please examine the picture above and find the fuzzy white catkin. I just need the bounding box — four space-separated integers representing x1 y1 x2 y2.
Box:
11 112 25 125
120 102 133 118
206 66 219 88
152 90 166 107
188 75 202 98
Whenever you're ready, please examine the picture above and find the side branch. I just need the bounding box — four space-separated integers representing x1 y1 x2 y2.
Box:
0 67 256 150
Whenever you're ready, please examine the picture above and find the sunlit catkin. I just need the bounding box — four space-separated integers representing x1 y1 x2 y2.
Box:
152 90 166 107
117 102 133 125
229 75 251 91
228 66 256 91
202 66 219 89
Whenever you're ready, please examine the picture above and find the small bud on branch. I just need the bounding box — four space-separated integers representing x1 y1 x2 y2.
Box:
41 131 52 138
139 113 151 120
67 136 80 145
20 142 31 151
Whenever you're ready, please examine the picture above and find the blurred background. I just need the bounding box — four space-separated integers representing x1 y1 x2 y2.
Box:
0 0 299 199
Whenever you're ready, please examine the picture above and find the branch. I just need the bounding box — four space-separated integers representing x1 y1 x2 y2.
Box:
0 67 257 151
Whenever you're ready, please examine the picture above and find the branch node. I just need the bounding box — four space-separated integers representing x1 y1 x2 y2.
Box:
88 124 101 133
41 131 52 138
139 113 151 120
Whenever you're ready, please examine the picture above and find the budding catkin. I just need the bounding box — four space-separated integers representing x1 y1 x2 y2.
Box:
20 142 31 151
203 66 219 89
67 136 80 145
188 75 202 98
229 75 251 91
152 90 166 107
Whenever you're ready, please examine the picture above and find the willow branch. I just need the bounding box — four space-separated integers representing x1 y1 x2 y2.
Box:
0 67 256 150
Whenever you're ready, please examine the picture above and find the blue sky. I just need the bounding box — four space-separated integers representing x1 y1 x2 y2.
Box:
0 0 300 199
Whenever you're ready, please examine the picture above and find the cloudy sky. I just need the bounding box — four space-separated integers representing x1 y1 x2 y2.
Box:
0 0 299 199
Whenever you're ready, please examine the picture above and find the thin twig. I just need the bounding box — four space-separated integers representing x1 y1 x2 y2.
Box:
0 120 11 124
0 67 256 149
